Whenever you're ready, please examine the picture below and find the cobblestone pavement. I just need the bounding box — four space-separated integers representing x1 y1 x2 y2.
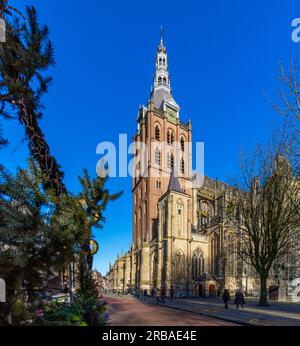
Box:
106 295 238 326
143 296 300 326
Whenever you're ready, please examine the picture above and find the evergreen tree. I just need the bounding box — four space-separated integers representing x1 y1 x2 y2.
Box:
0 6 65 194
53 169 123 291
0 160 78 323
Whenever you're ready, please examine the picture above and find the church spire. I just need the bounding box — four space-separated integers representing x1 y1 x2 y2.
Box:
149 28 179 115
160 25 164 45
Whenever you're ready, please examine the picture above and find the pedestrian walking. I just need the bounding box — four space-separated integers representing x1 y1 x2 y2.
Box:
222 289 230 309
155 288 161 304
160 287 166 304
143 289 148 300
234 290 245 309
151 287 155 297
170 286 174 300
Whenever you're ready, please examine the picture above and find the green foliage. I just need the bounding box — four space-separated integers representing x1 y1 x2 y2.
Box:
78 169 123 229
0 6 65 194
41 291 107 326
0 158 121 323
43 301 85 326
0 4 121 324
0 6 54 115
0 160 79 299
10 293 33 323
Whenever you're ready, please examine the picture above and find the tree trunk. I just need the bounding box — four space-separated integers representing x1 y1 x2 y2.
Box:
18 100 65 195
258 275 269 306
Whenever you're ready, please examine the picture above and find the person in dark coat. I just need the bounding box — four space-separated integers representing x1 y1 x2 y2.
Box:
160 287 166 304
234 290 245 309
143 289 148 300
151 287 155 297
222 289 230 309
170 286 175 300
155 288 161 304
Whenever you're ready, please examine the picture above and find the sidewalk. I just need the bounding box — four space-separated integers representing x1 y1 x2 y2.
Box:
139 296 300 326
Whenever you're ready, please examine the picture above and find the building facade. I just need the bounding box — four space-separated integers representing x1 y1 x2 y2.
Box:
107 35 300 300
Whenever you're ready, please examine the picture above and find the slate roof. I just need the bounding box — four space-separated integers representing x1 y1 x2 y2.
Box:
168 169 181 193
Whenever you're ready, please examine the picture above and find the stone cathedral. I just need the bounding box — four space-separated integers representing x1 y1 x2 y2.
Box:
107 35 299 299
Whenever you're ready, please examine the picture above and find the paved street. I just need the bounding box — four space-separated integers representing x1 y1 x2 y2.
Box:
106 295 237 326
106 294 300 326
147 296 300 326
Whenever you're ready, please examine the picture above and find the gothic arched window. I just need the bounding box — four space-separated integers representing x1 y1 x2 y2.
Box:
173 250 186 285
163 77 167 84
158 76 162 85
200 201 211 226
168 152 174 169
180 136 185 152
155 124 161 141
167 129 175 145
192 248 205 281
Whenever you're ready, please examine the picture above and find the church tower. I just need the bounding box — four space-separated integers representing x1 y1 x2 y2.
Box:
132 31 193 273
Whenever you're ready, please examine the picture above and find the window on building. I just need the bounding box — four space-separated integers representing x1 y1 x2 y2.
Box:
192 248 205 281
167 129 175 145
158 76 162 85
163 77 167 84
168 152 174 169
155 147 161 166
155 124 161 140
156 180 161 189
180 136 185 151
181 158 185 174
201 216 207 226
173 250 186 285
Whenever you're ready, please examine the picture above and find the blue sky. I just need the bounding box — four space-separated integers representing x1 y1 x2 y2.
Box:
1 0 300 274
